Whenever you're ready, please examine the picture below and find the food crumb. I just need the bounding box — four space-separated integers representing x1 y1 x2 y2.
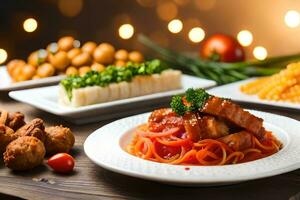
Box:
32 177 56 184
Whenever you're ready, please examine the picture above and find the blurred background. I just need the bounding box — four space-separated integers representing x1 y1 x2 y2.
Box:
1 0 300 65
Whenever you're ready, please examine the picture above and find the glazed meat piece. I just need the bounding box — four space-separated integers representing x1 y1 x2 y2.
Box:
183 113 229 141
0 110 26 131
201 97 265 138
148 108 184 132
45 125 75 155
15 118 46 143
3 136 46 170
0 125 17 153
219 131 253 151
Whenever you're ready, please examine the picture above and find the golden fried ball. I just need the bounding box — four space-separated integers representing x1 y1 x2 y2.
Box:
93 43 115 64
22 64 36 80
115 49 128 61
0 125 17 153
37 63 55 78
82 41 97 55
44 126 75 155
115 60 126 67
11 65 24 82
128 51 144 63
65 66 78 76
71 52 92 67
79 66 91 76
58 36 75 51
91 63 105 72
6 59 26 76
67 48 81 60
27 51 39 67
49 51 70 71
46 42 59 54
3 136 46 171
32 75 41 80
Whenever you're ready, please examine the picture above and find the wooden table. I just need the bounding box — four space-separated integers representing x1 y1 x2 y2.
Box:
0 92 300 200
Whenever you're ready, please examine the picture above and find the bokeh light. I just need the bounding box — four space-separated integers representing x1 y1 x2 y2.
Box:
168 19 183 34
0 49 8 64
156 1 178 21
174 0 190 6
23 18 38 33
284 10 300 28
118 24 135 39
253 46 268 60
136 0 155 7
58 0 83 17
194 0 216 11
237 30 253 46
188 27 205 43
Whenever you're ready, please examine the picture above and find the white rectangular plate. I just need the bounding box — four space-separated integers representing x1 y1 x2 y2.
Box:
208 78 300 110
9 75 216 124
0 67 65 91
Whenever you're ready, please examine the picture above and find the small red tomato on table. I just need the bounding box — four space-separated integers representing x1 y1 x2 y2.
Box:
200 34 245 62
47 153 75 173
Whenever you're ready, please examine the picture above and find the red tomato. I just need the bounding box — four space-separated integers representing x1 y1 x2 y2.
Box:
200 34 245 62
47 153 75 173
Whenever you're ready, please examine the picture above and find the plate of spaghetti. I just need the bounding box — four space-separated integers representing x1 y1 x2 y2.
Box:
84 88 300 186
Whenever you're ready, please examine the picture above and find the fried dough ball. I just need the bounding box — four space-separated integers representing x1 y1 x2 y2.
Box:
82 41 97 55
66 66 79 76
32 75 41 80
22 64 37 80
128 51 144 63
4 111 26 131
0 125 17 153
71 52 92 67
58 36 75 51
6 59 26 76
93 43 115 64
91 63 105 72
46 42 59 54
49 51 70 71
37 63 55 78
3 136 46 171
79 66 91 76
45 126 75 155
115 49 128 61
115 60 126 67
15 118 46 143
28 50 48 67
67 48 81 60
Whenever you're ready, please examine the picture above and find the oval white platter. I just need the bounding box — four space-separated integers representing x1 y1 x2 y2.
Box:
84 110 300 186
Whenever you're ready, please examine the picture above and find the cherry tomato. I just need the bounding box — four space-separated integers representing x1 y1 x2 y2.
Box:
200 34 245 62
47 153 75 173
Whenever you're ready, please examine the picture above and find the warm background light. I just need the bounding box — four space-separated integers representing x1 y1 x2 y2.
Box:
23 18 38 32
237 30 253 47
156 1 178 21
58 0 83 17
118 24 134 39
253 46 268 60
188 27 205 43
168 19 183 34
0 49 8 65
284 10 300 28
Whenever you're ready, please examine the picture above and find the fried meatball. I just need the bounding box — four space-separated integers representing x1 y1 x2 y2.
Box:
0 125 17 153
45 126 75 155
15 118 46 143
3 136 46 170
6 112 26 131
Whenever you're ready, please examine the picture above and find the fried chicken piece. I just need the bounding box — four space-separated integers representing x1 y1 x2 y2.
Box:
0 125 17 153
219 131 253 151
0 110 26 131
15 118 46 143
44 125 75 155
3 136 46 170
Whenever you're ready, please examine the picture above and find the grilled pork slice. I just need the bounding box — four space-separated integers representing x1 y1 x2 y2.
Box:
219 131 253 151
183 113 229 141
201 97 265 138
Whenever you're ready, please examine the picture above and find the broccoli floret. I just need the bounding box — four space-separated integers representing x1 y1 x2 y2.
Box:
170 95 186 116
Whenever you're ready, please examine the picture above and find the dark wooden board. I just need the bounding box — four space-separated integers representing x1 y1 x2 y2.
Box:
0 93 300 200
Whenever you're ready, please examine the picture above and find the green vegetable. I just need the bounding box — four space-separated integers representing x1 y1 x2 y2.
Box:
138 34 300 84
170 88 211 116
60 59 168 100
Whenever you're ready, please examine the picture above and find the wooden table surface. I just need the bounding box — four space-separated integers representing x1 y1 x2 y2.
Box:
0 92 300 200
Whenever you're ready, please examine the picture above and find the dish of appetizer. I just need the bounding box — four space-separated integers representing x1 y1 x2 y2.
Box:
9 61 216 124
1 36 144 91
84 88 300 185
0 109 75 173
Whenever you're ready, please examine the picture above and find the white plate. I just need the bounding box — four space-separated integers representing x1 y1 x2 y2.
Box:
208 78 300 110
84 110 300 186
0 67 65 91
9 75 216 124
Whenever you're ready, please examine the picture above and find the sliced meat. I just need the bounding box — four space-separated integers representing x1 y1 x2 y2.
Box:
201 96 265 138
183 113 229 142
148 108 184 132
219 131 253 151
